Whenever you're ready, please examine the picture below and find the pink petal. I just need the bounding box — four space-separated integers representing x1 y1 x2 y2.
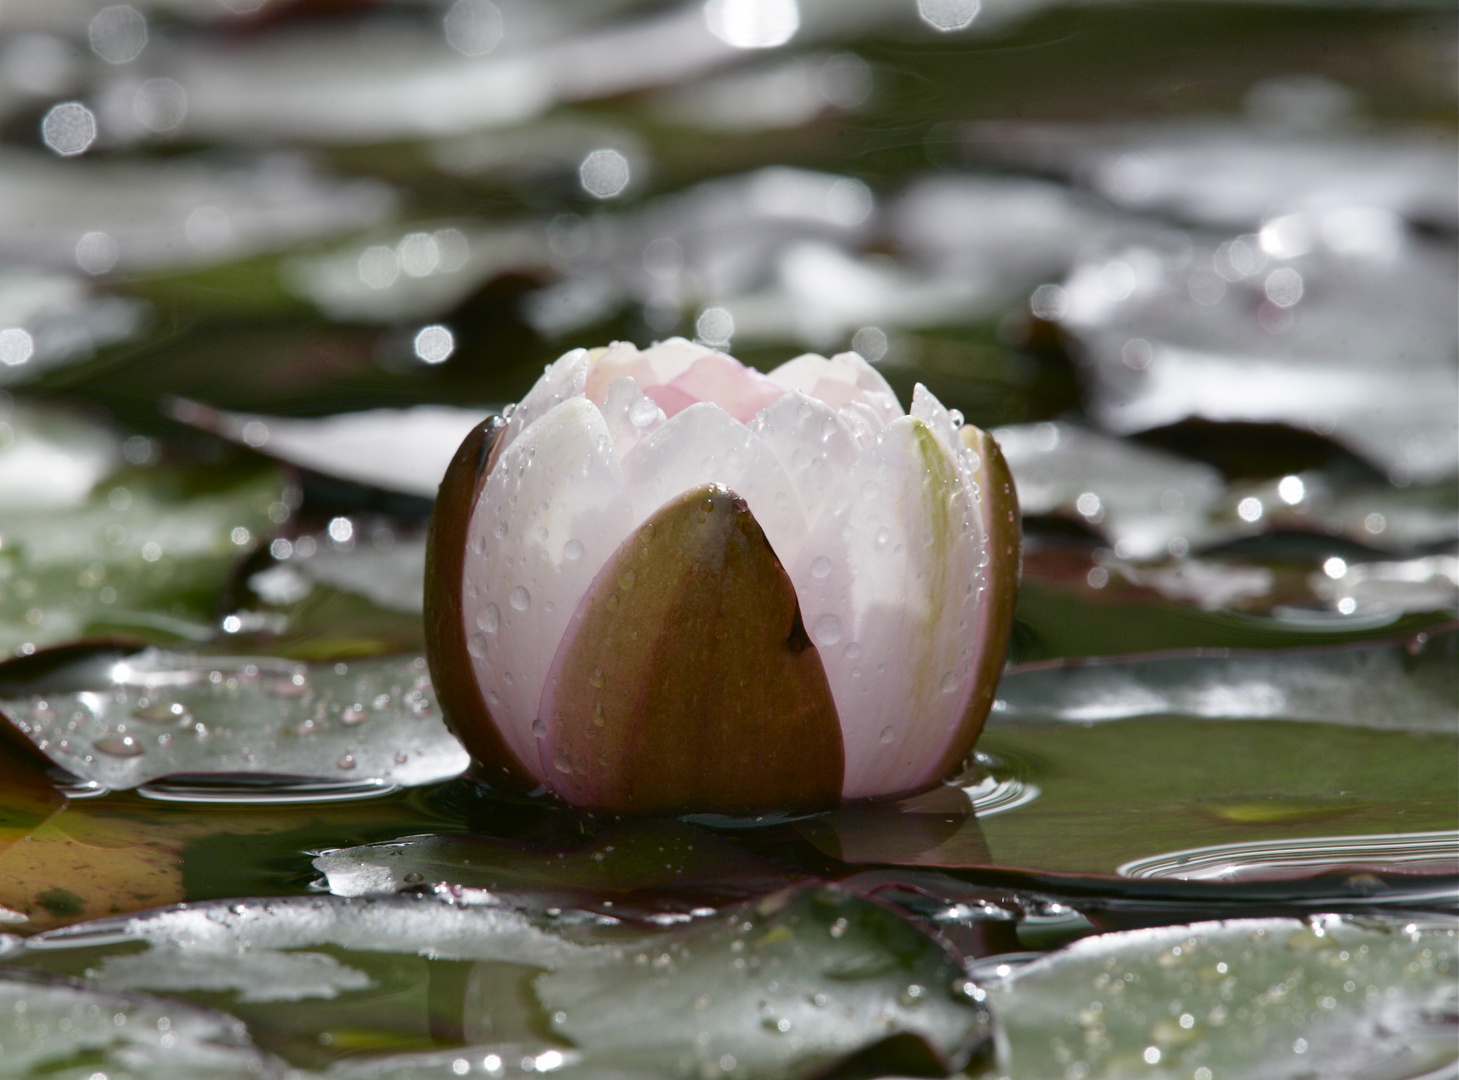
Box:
668 353 786 424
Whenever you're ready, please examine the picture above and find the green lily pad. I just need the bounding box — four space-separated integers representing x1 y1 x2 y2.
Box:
984 914 1458 1080
0 438 283 653
0 969 290 1079
315 821 806 919
797 634 1458 895
0 649 468 794
536 885 990 1079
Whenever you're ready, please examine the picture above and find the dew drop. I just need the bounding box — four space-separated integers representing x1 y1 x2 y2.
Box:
564 539 584 561
589 667 605 688
628 396 660 428
510 586 531 611
821 417 838 440
810 556 832 579
93 734 144 757
843 642 861 660
467 633 488 658
941 672 958 694
494 520 509 539
813 614 842 646
702 497 715 513
879 726 894 745
797 401 814 419
618 568 636 590
478 603 500 633
133 702 190 725
792 447 812 469
553 748 572 774
340 704 367 725
337 754 356 770
532 719 547 738
862 482 879 500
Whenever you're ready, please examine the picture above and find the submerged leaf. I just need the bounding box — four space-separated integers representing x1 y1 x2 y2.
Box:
0 649 468 793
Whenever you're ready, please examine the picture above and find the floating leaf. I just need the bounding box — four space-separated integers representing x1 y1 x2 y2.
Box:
995 627 1458 731
0 453 283 654
0 969 290 1079
315 821 807 920
172 402 494 500
797 635 1457 891
985 914 1459 1080
0 649 468 793
535 885 991 1079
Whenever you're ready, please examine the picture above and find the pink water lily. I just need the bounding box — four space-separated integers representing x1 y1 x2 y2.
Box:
426 339 1019 816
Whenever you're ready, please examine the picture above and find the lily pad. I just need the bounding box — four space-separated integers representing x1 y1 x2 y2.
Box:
535 885 991 1079
797 633 1458 892
172 402 495 500
315 821 806 920
984 914 1458 1080
0 649 468 794
0 445 283 654
0 969 290 1079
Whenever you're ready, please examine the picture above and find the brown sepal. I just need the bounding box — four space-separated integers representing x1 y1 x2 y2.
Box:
423 414 538 793
540 485 845 816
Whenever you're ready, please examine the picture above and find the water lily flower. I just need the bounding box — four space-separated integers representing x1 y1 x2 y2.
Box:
426 338 1019 816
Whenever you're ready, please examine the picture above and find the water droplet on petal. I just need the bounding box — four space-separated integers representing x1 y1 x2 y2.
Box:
792 447 812 469
941 672 958 694
510 586 531 611
494 520 509 539
341 704 367 725
810 556 832 579
553 748 572 773
843 642 861 660
589 667 605 688
337 754 356 770
532 719 547 738
478 603 500 633
467 633 488 658
879 726 894 745
94 734 144 757
564 539 584 561
813 614 842 645
862 482 879 500
133 702 190 724
821 418 838 440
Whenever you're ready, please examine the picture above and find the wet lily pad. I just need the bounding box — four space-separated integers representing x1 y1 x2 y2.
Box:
798 633 1458 893
315 821 806 920
0 969 290 1079
0 649 468 794
12 885 989 1079
0 442 283 654
535 885 990 1079
172 402 494 500
984 914 1458 1080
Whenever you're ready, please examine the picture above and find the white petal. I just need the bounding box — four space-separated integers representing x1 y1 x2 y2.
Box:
788 415 984 800
461 397 635 778
584 341 652 405
838 401 880 448
749 391 860 531
767 351 904 429
599 375 666 465
624 401 808 567
766 352 829 396
641 336 714 385
910 382 959 458
497 347 589 458
822 352 903 427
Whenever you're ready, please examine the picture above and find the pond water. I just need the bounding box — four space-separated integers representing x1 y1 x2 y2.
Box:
0 0 1454 1077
